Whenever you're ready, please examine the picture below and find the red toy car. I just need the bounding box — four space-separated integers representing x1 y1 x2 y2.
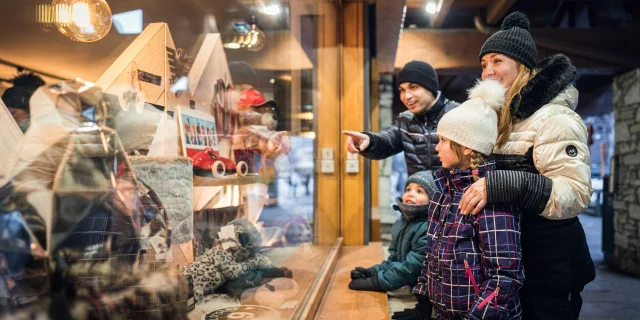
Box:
191 147 249 177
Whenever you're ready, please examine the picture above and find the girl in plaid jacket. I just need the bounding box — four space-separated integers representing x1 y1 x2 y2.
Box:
396 79 524 320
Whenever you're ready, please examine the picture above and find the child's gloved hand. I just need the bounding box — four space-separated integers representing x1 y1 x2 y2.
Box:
350 266 373 280
392 296 432 320
348 277 383 292
391 308 422 320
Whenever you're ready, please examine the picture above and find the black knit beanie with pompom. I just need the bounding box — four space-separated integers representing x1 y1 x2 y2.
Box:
479 12 537 69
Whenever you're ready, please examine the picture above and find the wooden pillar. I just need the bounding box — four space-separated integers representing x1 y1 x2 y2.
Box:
316 1 341 246
341 1 367 245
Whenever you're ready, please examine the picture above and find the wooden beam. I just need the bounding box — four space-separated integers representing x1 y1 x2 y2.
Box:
316 1 341 246
395 29 488 70
534 37 640 68
406 0 425 8
486 0 517 25
395 28 640 70
408 0 489 9
376 0 407 73
341 2 367 246
431 0 456 28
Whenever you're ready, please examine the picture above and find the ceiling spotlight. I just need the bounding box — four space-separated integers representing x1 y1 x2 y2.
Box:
262 4 281 16
425 1 437 14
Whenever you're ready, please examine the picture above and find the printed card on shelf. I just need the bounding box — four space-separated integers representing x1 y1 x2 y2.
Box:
149 235 170 260
218 225 239 250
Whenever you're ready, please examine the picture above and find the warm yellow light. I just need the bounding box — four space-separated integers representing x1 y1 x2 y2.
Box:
246 24 265 51
56 4 71 25
71 2 90 27
425 1 437 14
53 0 112 42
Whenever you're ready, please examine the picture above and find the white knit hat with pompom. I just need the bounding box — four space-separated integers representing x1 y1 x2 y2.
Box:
436 79 506 156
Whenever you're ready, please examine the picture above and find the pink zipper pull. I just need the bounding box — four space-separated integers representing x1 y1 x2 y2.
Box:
464 260 480 296
464 260 470 278
477 287 500 309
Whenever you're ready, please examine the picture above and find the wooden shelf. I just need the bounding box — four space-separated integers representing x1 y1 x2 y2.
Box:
193 174 271 187
315 242 388 320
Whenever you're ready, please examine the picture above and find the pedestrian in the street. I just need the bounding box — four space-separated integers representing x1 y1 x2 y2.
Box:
459 11 596 320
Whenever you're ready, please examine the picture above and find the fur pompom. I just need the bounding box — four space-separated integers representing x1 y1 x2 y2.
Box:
501 12 530 31
467 79 506 112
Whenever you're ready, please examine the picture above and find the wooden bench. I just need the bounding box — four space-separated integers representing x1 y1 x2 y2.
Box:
315 242 389 320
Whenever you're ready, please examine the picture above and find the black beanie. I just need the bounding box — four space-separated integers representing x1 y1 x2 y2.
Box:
1 73 45 112
479 12 537 70
229 61 258 87
397 60 439 97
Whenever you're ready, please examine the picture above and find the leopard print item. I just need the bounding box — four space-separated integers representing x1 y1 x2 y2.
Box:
180 247 272 302
180 221 272 303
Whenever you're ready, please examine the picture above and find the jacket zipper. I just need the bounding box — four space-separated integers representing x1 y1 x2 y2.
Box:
426 120 431 167
464 259 480 296
477 287 500 310
398 222 409 261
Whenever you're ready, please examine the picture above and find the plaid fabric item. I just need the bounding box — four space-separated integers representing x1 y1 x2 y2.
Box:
412 164 524 320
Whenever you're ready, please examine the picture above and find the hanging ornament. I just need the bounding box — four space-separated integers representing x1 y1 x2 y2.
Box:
52 0 112 42
121 64 146 114
246 16 266 52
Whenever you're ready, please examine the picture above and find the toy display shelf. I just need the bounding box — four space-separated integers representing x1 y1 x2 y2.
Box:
193 174 271 187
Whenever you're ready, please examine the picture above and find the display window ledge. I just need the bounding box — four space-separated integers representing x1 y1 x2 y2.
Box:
187 238 342 320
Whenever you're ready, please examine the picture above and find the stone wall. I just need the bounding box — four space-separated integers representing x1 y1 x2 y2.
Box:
612 68 640 276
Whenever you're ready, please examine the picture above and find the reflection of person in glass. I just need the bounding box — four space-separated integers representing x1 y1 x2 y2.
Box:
195 122 200 146
208 124 216 147
229 62 291 173
200 122 206 146
190 120 197 146
204 126 210 147
1 73 45 133
184 118 192 145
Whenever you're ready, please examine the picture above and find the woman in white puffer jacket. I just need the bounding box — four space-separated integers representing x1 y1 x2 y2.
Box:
459 12 595 320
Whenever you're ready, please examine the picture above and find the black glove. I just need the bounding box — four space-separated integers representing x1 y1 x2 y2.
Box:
392 296 432 320
348 277 383 292
262 267 285 279
350 266 373 280
391 309 422 320
262 267 293 279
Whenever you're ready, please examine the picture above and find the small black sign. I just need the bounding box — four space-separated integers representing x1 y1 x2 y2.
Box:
190 100 196 110
566 145 578 157
137 69 162 86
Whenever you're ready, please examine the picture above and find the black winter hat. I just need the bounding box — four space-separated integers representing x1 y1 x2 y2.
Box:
2 73 45 112
479 12 537 69
397 60 439 97
229 61 258 87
